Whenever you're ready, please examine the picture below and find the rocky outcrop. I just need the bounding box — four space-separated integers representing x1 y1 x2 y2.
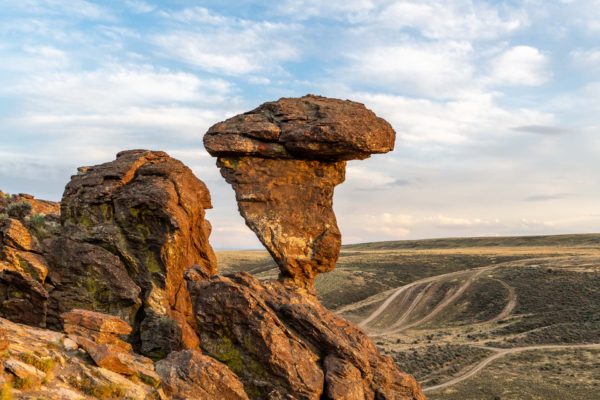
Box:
46 150 217 359
62 310 161 386
186 269 424 400
1 192 60 218
204 95 395 289
156 350 249 400
62 309 134 352
0 218 49 327
0 316 164 399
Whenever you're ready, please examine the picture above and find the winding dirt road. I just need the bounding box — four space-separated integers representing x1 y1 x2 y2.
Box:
486 278 517 324
359 266 492 334
423 343 600 392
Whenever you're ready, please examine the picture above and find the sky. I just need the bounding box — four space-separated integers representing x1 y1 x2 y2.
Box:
0 0 599 249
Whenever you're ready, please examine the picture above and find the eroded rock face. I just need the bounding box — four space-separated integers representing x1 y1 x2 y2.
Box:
186 269 425 400
0 316 164 399
156 350 249 400
47 150 217 358
204 95 395 289
0 218 49 327
217 157 345 287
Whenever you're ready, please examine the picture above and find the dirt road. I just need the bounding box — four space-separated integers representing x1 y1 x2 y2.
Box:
423 343 600 393
360 266 492 334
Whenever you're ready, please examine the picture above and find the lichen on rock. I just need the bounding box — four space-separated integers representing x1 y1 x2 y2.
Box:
47 150 217 358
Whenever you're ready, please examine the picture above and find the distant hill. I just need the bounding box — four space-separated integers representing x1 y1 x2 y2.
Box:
343 233 600 250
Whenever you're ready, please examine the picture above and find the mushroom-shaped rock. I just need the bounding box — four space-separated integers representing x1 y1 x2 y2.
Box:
203 95 395 289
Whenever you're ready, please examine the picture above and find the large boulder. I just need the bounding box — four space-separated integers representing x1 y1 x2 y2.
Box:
187 269 425 400
204 94 395 161
47 150 217 358
156 350 249 400
204 95 395 289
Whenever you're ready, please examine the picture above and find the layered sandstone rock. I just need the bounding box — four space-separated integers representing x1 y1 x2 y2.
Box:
204 95 395 289
186 268 424 400
47 150 217 358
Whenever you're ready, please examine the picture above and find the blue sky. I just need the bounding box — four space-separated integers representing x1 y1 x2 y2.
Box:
1 0 599 248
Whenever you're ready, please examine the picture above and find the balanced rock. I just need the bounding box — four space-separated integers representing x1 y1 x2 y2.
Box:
47 150 217 358
186 269 424 400
204 95 395 289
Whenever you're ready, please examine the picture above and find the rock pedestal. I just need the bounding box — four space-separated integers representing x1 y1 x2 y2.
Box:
204 95 395 289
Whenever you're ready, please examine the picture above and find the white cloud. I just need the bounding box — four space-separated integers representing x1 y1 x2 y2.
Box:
571 48 600 70
8 65 232 112
275 0 375 21
155 11 300 75
347 91 552 144
374 0 528 40
343 41 476 98
489 45 550 86
345 166 396 188
1 64 240 161
15 0 114 20
159 7 228 25
124 0 155 14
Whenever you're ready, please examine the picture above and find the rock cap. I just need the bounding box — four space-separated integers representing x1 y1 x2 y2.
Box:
204 95 396 161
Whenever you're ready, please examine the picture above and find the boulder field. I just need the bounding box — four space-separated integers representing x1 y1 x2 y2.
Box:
0 95 425 399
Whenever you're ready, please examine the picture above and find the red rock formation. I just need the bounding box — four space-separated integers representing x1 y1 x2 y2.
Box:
47 150 217 358
156 350 250 400
204 95 395 289
11 193 60 217
187 268 425 400
0 218 49 327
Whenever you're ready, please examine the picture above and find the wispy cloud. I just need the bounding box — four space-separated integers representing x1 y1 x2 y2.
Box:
154 10 300 75
523 194 573 202
512 125 573 135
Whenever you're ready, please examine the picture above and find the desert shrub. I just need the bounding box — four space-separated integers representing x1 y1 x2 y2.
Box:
17 353 56 373
392 344 491 382
12 375 40 390
26 213 51 238
67 374 127 399
6 201 32 221
0 382 12 400
488 267 600 345
28 213 46 230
